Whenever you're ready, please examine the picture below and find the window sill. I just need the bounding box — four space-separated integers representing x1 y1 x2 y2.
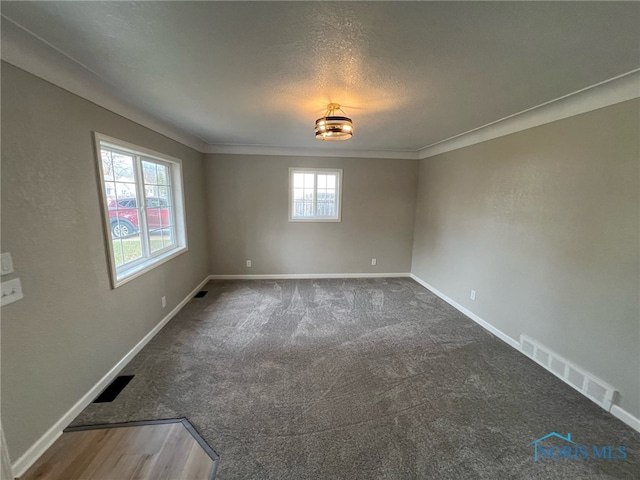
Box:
289 218 341 223
112 245 188 288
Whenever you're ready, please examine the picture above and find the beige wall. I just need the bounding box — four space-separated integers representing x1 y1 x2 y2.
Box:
205 154 418 275
0 63 210 461
412 100 640 417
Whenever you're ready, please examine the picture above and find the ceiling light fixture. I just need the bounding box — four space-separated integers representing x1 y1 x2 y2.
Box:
315 103 353 141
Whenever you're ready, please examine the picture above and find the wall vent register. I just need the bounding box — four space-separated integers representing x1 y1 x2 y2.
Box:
520 335 616 411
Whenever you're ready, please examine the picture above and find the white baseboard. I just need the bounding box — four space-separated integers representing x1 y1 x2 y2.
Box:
207 273 411 280
611 405 640 433
10 276 210 479
408 274 520 350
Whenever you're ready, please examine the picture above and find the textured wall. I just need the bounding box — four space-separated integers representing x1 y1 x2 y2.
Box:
0 63 210 461
412 100 640 417
205 154 418 275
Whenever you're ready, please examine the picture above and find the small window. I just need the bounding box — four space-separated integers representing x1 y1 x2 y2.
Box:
94 133 188 288
289 168 342 222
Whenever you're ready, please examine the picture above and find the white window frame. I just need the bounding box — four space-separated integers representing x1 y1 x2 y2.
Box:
289 168 343 222
94 133 188 288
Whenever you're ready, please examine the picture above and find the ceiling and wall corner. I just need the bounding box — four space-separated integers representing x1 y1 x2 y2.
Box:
1 1 638 159
417 70 640 159
0 16 208 153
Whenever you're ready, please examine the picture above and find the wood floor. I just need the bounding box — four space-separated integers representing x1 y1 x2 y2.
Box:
20 420 217 480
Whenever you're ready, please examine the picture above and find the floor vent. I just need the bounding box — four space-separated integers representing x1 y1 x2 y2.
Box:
519 335 616 411
93 375 134 403
194 291 208 298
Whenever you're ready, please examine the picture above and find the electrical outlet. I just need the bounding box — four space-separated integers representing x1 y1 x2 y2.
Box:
1 253 14 275
161 296 166 308
246 260 252 268
1 278 23 306
470 289 476 301
371 258 377 266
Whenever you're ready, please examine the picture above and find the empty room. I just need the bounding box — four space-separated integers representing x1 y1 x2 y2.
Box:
1 2 638 479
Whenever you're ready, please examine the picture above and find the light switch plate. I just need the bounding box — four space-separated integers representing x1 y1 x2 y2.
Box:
1 277 23 306
1 253 14 275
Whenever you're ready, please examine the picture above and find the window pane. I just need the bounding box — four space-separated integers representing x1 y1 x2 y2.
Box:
101 153 115 181
100 149 133 183
111 153 135 182
111 215 138 239
327 175 336 189
146 208 162 231
110 187 139 239
157 164 170 186
157 186 171 204
144 185 155 197
161 206 173 228
116 232 143 265
294 188 304 200
304 173 314 188
317 181 335 216
318 201 335 217
325 189 336 203
142 161 158 184
153 188 171 210
112 238 124 267
114 182 137 202
293 199 314 217
293 173 304 188
308 192 315 213
162 227 176 248
104 182 116 203
317 175 326 188
105 174 140 238
149 230 165 254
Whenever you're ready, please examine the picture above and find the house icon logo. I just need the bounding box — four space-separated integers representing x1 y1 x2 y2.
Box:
528 432 627 462
528 432 575 462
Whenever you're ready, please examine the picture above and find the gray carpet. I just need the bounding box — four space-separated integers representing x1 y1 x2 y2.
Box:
72 278 639 479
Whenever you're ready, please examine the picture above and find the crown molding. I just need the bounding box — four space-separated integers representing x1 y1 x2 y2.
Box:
204 71 639 159
417 69 640 159
0 16 207 153
3 14 637 161
204 143 419 159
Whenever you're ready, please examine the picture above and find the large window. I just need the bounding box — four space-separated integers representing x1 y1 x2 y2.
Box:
289 168 342 222
95 133 187 287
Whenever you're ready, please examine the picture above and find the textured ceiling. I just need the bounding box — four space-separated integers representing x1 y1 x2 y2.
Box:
2 1 639 153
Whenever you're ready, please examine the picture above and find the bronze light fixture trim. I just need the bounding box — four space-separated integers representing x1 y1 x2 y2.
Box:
315 103 353 141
